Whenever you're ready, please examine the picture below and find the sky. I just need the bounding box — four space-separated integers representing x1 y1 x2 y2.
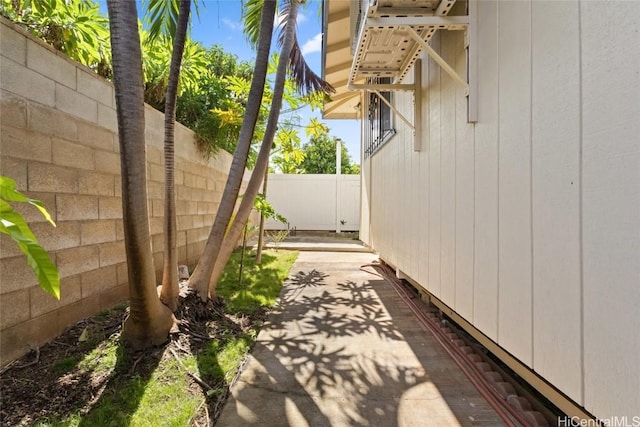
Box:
100 0 362 164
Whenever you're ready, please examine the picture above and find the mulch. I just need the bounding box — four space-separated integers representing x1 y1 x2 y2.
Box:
0 289 269 427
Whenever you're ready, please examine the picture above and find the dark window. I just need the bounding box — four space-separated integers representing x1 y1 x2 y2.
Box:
364 77 395 158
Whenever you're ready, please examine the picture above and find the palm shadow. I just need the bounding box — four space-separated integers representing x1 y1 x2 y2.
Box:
218 269 507 426
217 271 424 426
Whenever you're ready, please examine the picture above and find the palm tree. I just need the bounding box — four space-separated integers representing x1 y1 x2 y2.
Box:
206 0 334 295
205 1 300 294
159 0 191 312
106 0 173 348
187 0 278 299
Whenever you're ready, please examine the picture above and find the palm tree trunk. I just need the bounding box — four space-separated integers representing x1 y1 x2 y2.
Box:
107 0 173 349
160 0 191 312
188 0 277 299
207 1 299 296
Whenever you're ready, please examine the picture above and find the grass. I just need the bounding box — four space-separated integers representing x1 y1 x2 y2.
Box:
10 249 298 427
218 248 299 314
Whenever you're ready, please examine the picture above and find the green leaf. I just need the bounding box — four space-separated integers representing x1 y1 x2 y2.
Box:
0 175 60 299
253 193 287 223
0 215 60 299
0 204 37 241
28 198 56 226
0 176 56 226
241 0 265 48
305 117 329 138
143 0 180 43
0 176 28 202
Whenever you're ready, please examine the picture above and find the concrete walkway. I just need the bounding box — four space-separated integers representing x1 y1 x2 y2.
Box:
261 235 370 253
217 249 506 426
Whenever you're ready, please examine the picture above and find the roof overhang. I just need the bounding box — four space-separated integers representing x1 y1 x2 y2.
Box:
322 0 472 121
321 0 361 119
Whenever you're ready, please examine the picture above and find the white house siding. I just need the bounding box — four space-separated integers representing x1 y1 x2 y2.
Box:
360 0 640 419
473 0 499 344
581 1 640 419
531 0 582 408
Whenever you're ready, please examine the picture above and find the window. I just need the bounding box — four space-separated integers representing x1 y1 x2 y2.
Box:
364 78 395 158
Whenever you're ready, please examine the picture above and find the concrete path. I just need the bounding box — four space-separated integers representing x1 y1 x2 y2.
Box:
217 250 506 426
261 235 370 253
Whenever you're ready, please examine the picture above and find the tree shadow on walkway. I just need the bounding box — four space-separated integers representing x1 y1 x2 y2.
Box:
218 266 506 426
218 271 414 425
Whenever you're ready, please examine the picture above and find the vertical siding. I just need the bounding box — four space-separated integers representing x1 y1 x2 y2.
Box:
428 33 442 298
531 0 582 404
581 1 640 419
407 86 421 280
454 28 475 322
473 0 499 341
440 31 457 306
396 92 407 269
496 0 533 366
418 60 430 288
362 0 639 418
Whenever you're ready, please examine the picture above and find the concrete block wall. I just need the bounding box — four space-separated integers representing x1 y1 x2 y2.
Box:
0 17 254 364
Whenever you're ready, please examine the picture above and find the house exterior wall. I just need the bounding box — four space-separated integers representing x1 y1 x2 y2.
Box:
360 1 639 419
0 18 254 365
265 174 360 231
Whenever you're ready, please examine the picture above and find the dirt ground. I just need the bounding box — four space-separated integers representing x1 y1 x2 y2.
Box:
0 293 268 426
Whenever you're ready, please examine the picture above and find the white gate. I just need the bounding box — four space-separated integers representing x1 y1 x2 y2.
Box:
264 174 360 231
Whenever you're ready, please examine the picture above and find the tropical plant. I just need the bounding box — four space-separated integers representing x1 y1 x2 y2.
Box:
158 0 191 312
255 168 270 265
141 32 209 110
203 0 334 297
300 134 360 174
186 0 278 300
175 47 255 161
0 176 60 299
200 0 300 297
253 193 287 225
0 0 111 76
234 192 287 289
270 125 305 173
254 191 287 264
0 0 257 162
106 0 173 348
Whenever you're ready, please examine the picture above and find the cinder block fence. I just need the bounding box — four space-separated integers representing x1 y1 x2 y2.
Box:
0 17 252 364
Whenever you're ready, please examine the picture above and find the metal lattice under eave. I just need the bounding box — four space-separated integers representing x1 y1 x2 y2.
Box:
349 0 468 86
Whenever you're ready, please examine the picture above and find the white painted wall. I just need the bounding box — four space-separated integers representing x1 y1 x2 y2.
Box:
264 174 360 231
361 0 640 420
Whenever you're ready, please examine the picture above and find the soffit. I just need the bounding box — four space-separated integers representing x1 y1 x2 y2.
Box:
322 0 360 120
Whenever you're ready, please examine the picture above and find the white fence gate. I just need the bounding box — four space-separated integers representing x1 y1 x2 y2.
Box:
264 174 360 231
